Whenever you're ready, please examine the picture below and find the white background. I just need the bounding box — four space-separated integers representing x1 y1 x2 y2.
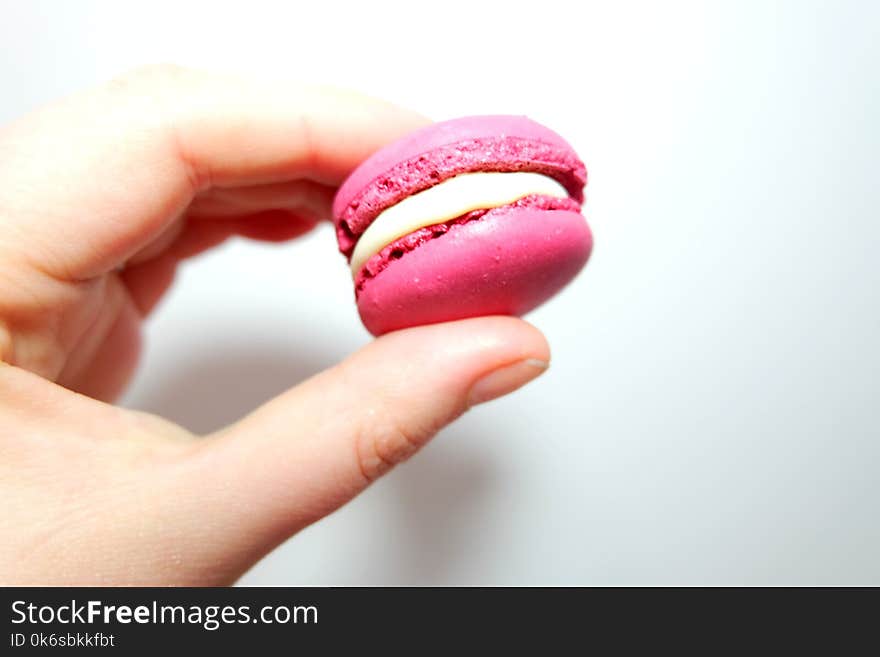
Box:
2 0 877 584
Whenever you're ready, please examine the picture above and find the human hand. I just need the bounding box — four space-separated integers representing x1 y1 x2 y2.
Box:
0 66 550 585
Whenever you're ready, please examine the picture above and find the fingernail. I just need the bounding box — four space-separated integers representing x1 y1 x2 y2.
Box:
467 358 550 407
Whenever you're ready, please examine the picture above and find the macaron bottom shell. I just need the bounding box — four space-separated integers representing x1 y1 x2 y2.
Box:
356 208 592 336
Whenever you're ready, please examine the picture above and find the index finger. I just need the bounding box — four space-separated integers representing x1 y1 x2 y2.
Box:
0 65 429 279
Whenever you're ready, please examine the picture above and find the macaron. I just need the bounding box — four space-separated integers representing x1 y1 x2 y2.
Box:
332 115 592 336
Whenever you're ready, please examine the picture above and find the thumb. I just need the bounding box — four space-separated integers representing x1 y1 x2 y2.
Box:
188 316 549 578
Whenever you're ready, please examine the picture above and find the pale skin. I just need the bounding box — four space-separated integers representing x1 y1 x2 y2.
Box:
0 66 550 585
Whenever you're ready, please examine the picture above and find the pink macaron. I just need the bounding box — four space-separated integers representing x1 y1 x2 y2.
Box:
333 115 592 336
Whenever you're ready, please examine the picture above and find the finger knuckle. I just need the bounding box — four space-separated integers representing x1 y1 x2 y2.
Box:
354 418 424 484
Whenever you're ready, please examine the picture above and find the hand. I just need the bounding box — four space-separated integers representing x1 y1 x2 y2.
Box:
0 66 550 585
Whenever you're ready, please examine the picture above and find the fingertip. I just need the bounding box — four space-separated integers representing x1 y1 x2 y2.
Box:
373 315 549 359
356 315 551 400
466 357 549 407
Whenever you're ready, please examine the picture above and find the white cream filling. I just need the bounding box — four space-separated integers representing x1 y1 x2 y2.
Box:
350 171 569 276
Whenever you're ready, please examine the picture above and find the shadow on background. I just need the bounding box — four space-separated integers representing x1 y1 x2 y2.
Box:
128 343 336 434
382 434 500 584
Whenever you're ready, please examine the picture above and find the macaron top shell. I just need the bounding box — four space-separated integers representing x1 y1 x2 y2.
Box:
332 115 587 259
